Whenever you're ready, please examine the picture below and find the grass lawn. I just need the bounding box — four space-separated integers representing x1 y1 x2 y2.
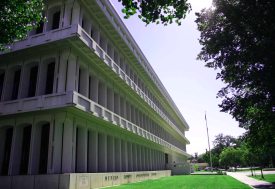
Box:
251 174 275 183
108 175 250 189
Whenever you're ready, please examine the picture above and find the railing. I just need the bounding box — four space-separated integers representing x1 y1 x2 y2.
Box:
2 24 189 143
0 90 189 157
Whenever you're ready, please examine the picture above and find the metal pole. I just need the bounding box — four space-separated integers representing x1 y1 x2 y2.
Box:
205 111 213 171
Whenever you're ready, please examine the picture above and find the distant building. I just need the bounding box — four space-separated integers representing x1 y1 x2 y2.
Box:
0 0 190 188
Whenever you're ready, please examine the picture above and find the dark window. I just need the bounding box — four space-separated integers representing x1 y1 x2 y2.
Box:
11 69 21 100
78 68 82 93
20 125 32 174
0 71 5 99
165 153 168 164
52 11 60 30
39 123 50 174
28 66 38 97
36 21 44 34
45 62 55 94
1 128 13 175
75 127 79 172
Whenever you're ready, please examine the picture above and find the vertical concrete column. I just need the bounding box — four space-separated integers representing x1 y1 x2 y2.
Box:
144 147 148 171
18 63 27 98
78 67 89 97
98 133 107 172
9 126 23 175
107 87 114 112
126 101 131 121
63 1 73 26
148 148 152 171
131 105 135 124
88 130 98 172
61 118 74 173
114 92 120 115
136 144 141 171
107 135 115 172
98 81 107 108
132 143 137 171
66 54 77 91
136 109 140 126
76 127 87 173
57 50 69 93
115 138 121 172
152 149 156 170
120 97 126 118
121 140 128 172
127 142 133 171
90 75 98 103
141 146 146 171
49 119 63 173
71 1 80 25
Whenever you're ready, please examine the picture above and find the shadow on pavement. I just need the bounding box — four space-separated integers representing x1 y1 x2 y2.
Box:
253 183 275 189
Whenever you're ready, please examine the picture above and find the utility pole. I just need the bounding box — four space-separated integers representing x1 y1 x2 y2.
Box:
205 111 213 171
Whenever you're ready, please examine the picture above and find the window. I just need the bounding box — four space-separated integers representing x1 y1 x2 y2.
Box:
52 10 60 30
0 70 5 99
39 123 50 174
28 65 38 97
36 12 45 34
11 69 21 100
20 125 32 174
45 62 55 94
1 127 13 175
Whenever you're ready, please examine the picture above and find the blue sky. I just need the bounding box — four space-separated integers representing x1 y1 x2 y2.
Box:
110 0 246 155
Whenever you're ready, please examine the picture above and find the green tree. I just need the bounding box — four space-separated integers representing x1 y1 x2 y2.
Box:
212 134 237 155
118 0 191 25
196 0 275 152
0 0 44 50
219 147 243 169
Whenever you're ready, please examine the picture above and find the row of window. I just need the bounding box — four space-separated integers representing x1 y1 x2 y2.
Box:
0 61 55 101
0 56 185 151
0 123 166 175
77 67 186 151
0 123 49 176
26 2 184 135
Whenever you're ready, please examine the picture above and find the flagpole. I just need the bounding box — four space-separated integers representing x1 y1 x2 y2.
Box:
205 111 213 171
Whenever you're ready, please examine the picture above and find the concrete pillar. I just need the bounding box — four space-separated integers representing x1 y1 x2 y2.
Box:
71 1 80 25
49 120 63 173
115 138 121 172
78 67 89 97
57 51 69 93
141 146 146 171
127 142 133 171
98 133 107 172
98 81 107 108
126 101 131 121
120 97 126 118
66 54 77 91
9 126 23 175
121 140 128 172
76 127 87 173
88 130 98 172
132 143 137 171
136 144 142 171
61 118 75 173
107 135 115 172
114 92 120 115
107 87 114 112
131 105 135 124
90 75 98 103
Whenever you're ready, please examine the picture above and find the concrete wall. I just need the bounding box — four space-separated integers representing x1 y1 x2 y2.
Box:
0 170 171 189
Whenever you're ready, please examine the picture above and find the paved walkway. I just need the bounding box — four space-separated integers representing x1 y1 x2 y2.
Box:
227 171 275 189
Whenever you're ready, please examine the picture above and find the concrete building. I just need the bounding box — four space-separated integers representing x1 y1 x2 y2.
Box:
0 0 190 188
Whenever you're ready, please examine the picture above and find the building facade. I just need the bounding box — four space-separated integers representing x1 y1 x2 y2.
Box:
0 0 190 188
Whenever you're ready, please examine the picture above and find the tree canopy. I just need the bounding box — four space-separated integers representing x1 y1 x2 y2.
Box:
0 0 44 50
118 0 191 25
196 0 275 151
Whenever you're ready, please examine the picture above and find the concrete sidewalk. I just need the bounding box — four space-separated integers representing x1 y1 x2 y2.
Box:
227 171 275 189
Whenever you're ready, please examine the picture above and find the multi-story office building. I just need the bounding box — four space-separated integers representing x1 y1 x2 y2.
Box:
0 0 190 188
